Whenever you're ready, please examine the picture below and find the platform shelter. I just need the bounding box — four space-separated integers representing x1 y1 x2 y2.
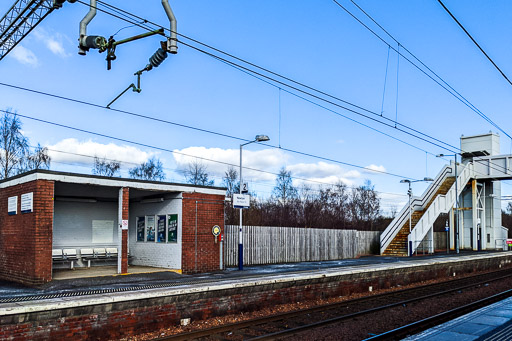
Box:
0 170 225 285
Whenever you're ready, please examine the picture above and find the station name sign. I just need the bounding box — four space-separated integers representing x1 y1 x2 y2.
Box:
233 194 250 209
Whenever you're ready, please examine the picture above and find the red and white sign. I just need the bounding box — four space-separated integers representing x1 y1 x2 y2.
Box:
506 239 512 245
121 219 129 230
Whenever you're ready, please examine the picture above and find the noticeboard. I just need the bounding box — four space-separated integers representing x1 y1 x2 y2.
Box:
7 196 17 215
21 192 33 213
146 215 155 242
167 214 178 243
136 216 145 242
157 215 166 243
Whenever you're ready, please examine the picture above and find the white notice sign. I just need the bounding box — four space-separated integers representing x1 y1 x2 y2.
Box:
20 192 33 213
8 196 17 215
233 194 250 208
121 219 129 230
92 220 114 243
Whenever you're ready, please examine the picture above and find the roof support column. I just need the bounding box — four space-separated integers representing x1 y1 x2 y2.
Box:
449 208 455 250
118 187 129 274
472 180 478 251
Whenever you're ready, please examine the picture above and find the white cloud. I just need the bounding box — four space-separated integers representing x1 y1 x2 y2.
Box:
364 164 387 174
172 146 287 181
47 138 154 166
9 45 39 66
33 28 70 58
286 161 361 187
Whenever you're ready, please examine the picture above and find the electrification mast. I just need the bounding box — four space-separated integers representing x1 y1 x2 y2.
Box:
0 0 73 61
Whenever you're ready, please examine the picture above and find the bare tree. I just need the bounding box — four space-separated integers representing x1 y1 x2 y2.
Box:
129 157 165 181
222 166 239 196
92 156 120 177
349 180 381 230
272 167 297 204
0 112 29 179
184 160 214 186
25 144 51 171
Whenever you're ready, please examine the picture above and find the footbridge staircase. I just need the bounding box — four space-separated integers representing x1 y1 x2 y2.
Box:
380 163 473 256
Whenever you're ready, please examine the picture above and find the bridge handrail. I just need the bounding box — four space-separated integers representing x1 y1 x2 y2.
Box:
408 163 473 254
380 164 454 253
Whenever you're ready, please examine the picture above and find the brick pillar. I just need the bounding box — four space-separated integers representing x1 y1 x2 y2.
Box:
122 187 129 273
118 187 129 274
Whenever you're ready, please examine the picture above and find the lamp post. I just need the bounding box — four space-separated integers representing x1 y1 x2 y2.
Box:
437 153 459 254
400 177 434 256
238 134 270 270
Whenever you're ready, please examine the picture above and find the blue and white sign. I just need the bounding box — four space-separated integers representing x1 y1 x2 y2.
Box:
233 194 250 208
7 196 17 215
21 192 33 213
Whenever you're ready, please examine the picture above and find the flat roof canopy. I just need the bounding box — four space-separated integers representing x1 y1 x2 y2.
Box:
0 170 226 198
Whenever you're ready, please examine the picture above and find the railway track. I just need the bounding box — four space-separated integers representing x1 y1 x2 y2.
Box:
156 268 512 340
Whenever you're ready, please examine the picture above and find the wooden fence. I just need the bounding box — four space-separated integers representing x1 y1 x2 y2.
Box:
224 225 380 267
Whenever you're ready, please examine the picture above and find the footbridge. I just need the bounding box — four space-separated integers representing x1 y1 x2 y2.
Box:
381 133 511 256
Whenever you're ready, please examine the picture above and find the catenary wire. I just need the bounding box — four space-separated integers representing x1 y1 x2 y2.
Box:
5 3 510 182
10 3 512 189
75 0 462 153
3 110 413 195
436 0 512 87
341 0 512 140
0 84 412 179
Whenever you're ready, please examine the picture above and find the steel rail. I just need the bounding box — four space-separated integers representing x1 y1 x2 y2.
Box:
155 268 512 340
364 288 512 340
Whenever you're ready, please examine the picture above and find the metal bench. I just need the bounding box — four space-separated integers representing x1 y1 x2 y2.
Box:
93 248 107 259
63 248 78 269
80 248 94 268
106 247 118 258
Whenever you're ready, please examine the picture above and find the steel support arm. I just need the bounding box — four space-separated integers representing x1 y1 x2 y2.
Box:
0 0 56 61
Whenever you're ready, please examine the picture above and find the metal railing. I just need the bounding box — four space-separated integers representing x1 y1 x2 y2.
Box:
380 165 454 254
408 163 473 255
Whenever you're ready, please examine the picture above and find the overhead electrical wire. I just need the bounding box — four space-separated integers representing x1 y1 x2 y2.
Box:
72 2 512 179
5 2 509 181
9 111 408 197
338 0 512 140
5 2 510 194
80 0 511 159
436 0 512 87
0 83 412 179
75 0 462 154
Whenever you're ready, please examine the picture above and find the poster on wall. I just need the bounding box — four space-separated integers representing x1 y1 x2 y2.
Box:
136 216 145 242
7 196 17 215
157 215 166 243
92 220 114 243
167 214 178 243
146 215 155 242
20 192 33 213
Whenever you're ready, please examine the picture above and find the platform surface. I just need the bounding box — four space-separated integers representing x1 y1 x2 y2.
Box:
404 296 512 341
0 250 506 299
0 251 511 318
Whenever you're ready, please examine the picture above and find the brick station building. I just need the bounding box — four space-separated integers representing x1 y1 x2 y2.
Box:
0 170 226 286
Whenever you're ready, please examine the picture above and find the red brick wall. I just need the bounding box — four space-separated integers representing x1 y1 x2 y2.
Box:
0 179 54 285
1 254 511 340
181 192 224 273
121 187 129 274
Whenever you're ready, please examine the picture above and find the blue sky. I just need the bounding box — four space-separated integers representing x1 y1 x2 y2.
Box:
1 0 511 214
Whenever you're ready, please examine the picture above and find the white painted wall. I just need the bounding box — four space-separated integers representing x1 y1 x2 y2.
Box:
53 201 119 248
128 194 182 269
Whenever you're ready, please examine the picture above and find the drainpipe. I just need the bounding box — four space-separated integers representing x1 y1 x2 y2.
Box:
161 0 178 54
